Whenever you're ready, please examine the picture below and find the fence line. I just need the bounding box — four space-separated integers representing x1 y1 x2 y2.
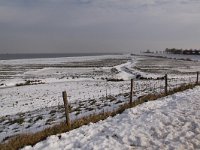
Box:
1 72 199 142
61 72 199 125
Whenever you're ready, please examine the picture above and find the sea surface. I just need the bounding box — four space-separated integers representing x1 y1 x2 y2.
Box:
0 53 120 60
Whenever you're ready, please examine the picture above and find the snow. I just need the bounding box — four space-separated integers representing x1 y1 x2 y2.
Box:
0 55 128 65
0 54 133 142
23 86 200 150
1 54 200 146
115 62 135 80
0 55 134 117
0 80 130 117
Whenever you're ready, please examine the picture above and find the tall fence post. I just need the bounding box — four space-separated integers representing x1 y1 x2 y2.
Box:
62 91 71 128
196 72 199 85
106 82 108 99
130 79 134 106
165 74 168 95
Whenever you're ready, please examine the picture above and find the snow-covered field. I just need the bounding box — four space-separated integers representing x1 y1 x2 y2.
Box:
1 54 200 144
23 86 200 150
0 54 134 142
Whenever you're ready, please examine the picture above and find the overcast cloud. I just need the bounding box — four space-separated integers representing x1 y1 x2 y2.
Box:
0 0 200 53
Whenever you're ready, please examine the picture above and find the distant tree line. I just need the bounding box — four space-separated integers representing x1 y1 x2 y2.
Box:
165 48 200 55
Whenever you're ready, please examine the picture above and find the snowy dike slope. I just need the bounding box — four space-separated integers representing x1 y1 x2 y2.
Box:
23 86 200 150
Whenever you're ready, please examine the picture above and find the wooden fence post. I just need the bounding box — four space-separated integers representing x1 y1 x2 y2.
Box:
196 72 199 85
62 91 71 128
130 79 134 106
165 74 168 95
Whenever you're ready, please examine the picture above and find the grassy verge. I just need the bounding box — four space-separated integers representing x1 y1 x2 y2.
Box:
0 83 198 150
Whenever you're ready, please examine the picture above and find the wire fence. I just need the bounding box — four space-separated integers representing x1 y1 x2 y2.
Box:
1 72 199 142
1 72 199 117
57 72 200 126
11 73 196 113
60 72 199 118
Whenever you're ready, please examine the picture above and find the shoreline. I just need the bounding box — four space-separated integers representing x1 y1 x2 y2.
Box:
0 53 123 61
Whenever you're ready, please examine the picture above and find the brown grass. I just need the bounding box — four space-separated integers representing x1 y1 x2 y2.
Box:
0 104 129 150
0 83 198 150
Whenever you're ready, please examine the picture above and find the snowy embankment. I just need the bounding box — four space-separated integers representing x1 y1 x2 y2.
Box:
115 61 134 80
24 86 200 150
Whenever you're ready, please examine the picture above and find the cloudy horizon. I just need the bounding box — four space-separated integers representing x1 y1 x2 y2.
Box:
0 0 200 54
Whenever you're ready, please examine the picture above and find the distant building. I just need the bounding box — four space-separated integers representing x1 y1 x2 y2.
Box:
165 48 200 55
144 49 153 53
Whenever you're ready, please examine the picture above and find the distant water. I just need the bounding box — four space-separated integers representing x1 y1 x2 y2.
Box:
0 53 121 60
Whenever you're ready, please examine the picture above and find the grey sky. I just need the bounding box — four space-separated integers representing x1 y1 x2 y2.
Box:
0 0 200 53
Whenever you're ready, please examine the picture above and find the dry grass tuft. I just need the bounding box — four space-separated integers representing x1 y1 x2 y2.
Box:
0 106 129 150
